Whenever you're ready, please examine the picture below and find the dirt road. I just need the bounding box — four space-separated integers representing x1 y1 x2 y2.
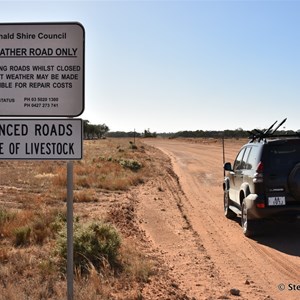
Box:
138 139 300 300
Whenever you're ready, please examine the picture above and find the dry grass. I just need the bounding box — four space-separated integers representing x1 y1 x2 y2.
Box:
74 189 98 202
0 138 157 299
51 139 147 192
120 239 155 283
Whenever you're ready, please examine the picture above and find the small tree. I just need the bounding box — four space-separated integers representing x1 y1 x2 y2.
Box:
143 129 157 138
83 120 109 139
95 124 110 138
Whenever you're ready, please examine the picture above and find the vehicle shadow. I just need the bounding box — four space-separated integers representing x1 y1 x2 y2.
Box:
230 217 300 257
253 221 300 257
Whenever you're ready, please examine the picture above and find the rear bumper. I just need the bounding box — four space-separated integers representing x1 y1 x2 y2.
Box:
245 194 300 220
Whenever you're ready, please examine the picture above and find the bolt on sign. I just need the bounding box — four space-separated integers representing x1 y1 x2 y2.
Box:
0 22 84 117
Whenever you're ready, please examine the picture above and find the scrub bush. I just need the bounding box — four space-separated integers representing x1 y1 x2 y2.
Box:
14 226 31 246
119 159 142 171
57 221 121 273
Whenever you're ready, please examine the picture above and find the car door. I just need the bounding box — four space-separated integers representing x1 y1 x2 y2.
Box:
229 147 250 203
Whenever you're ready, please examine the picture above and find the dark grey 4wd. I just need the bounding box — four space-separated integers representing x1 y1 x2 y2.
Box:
223 119 300 237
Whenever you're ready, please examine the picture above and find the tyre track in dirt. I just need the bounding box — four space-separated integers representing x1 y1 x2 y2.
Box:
248 237 300 282
137 147 229 299
141 139 300 300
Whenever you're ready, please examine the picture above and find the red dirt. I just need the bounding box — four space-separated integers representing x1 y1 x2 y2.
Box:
137 138 300 300
2 138 300 300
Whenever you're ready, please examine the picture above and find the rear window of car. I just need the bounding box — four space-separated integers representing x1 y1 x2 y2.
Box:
263 141 300 172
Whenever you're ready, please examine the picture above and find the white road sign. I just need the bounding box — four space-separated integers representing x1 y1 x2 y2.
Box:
0 119 82 160
0 22 84 116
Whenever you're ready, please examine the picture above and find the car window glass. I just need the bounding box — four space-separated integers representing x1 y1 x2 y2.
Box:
234 148 246 170
267 143 300 172
246 146 259 170
241 147 251 170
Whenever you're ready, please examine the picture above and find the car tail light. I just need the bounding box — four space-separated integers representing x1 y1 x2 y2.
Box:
253 161 264 183
256 203 265 208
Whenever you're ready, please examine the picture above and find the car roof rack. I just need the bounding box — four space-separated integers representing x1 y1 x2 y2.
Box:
247 118 300 143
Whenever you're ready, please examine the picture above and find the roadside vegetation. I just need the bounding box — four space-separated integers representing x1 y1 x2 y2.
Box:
107 128 300 139
0 138 155 300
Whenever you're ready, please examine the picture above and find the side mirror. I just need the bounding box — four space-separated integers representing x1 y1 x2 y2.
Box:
224 162 233 171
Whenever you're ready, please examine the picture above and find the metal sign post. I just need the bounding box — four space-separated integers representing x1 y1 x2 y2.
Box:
0 22 85 300
67 160 74 300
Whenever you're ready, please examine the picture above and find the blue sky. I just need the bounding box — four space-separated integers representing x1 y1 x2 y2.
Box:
1 0 300 132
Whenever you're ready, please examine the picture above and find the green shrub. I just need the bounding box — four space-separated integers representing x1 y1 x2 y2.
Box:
0 208 15 225
50 210 67 233
57 221 121 272
119 159 142 171
14 226 31 246
129 141 138 150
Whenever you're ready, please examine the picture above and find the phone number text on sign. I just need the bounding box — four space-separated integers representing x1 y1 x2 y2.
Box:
24 97 59 109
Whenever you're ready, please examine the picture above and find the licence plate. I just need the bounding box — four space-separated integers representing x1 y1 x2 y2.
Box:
268 196 286 206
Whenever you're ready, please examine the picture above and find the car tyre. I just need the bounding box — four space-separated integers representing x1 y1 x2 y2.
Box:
224 191 236 219
241 201 256 237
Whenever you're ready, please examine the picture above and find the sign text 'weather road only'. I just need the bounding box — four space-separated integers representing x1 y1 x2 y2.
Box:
0 119 82 160
0 22 84 117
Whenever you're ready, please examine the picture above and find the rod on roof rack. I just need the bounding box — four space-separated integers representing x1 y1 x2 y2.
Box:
258 120 278 141
248 118 287 142
271 118 287 135
264 120 277 135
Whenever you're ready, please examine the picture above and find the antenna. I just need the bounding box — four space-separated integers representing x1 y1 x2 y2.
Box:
222 136 225 176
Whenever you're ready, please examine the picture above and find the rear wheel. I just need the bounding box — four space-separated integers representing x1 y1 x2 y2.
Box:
224 191 236 219
241 201 257 238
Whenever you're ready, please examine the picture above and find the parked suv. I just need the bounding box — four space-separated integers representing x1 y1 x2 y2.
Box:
223 119 300 237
